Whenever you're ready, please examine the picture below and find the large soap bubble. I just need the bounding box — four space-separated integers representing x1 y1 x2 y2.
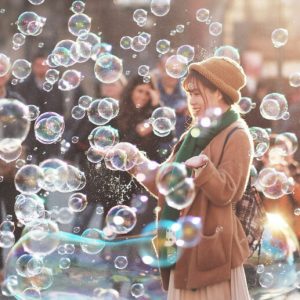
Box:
260 93 289 120
16 11 46 36
98 97 119 119
88 125 119 149
68 13 91 36
150 0 171 17
11 59 32 79
58 69 83 91
150 107 176 137
165 55 188 79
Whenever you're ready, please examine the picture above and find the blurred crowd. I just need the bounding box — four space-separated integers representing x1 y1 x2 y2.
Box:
1 49 300 280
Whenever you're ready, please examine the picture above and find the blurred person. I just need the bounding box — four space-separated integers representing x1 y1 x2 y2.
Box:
0 72 26 282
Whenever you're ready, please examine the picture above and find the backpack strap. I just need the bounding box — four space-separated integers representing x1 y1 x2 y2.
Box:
217 126 242 167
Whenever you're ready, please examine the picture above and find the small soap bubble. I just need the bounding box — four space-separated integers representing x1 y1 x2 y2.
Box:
196 8 210 22
114 256 128 269
272 28 288 48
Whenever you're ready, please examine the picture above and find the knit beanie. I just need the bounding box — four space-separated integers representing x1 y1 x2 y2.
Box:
188 57 247 103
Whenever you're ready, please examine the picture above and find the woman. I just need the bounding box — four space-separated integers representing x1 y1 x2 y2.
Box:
118 75 172 163
128 57 253 299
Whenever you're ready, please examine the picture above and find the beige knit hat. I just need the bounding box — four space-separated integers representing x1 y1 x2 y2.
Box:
188 57 247 103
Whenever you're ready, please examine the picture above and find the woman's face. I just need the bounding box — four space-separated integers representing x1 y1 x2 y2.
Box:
186 81 224 119
131 84 151 108
101 81 123 100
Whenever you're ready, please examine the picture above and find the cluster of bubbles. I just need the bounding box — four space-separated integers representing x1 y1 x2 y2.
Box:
271 28 288 48
156 162 195 210
0 219 15 249
260 93 289 121
133 8 148 27
120 32 151 55
16 11 47 37
249 127 270 158
150 106 176 137
14 158 86 195
196 8 223 36
0 99 30 162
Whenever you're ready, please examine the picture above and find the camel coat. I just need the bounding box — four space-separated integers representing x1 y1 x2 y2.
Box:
131 118 253 290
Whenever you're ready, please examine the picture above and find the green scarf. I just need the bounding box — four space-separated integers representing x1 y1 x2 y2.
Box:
158 108 240 265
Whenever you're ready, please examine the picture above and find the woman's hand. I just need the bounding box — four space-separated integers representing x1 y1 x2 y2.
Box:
185 154 209 169
149 89 160 106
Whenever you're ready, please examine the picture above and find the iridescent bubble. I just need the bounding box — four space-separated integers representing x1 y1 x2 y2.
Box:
87 99 110 125
0 220 15 232
98 97 119 119
150 0 171 17
259 272 274 288
131 283 145 298
58 69 83 91
14 164 43 195
57 164 86 192
16 254 35 277
165 55 188 79
139 32 151 45
11 59 31 79
214 45 240 64
133 9 148 25
131 35 147 52
89 125 119 149
156 162 187 195
272 28 288 48
237 97 256 114
138 65 150 77
16 11 46 36
150 106 176 137
0 144 22 163
22 287 41 299
14 194 45 225
43 81 53 92
70 0 86 14
59 257 71 269
86 147 104 163
120 36 132 50
0 53 11 76
177 45 195 63
71 105 86 120
78 95 93 109
57 207 74 224
27 105 40 121
28 0 45 5
68 13 91 36
68 193 88 212
77 32 101 59
45 69 60 84
70 40 92 63
80 228 105 254
289 72 300 88
273 132 298 156
260 93 289 120
209 22 223 36
95 54 123 84
12 33 26 47
1 275 18 297
196 8 209 22
156 39 170 54
114 256 128 269
30 267 53 290
34 112 65 144
90 42 112 61
0 231 15 248
249 127 270 158
106 205 137 234
262 171 290 199
52 45 73 67
0 99 30 153
27 256 44 276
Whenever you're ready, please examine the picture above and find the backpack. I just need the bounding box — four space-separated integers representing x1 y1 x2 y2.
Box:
218 127 267 256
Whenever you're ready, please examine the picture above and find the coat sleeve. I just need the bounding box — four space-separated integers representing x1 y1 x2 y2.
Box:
193 129 253 207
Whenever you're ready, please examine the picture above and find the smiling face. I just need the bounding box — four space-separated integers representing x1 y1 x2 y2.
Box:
131 83 151 108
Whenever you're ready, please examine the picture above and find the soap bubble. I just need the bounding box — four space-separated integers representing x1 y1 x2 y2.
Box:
98 97 119 119
165 55 188 78
45 69 59 84
12 33 26 47
131 35 147 52
0 53 11 76
196 8 210 22
14 194 45 225
28 0 45 5
250 127 270 158
71 105 85 119
214 45 240 64
86 147 104 163
133 9 148 25
11 59 31 79
175 216 202 248
0 220 15 232
0 99 30 153
70 40 92 63
68 13 91 36
139 32 151 45
165 178 195 210
27 105 40 121
95 54 123 84
16 254 41 277
0 144 22 162
57 207 74 224
22 287 41 299
131 283 145 298
14 164 43 195
70 0 86 14
80 228 105 254
176 24 185 33
106 205 137 234
34 112 65 144
138 65 150 76
30 267 53 290
58 69 83 91
150 106 176 137
259 272 274 288
52 40 76 67
88 125 119 149
87 99 110 125
57 164 86 192
77 32 101 58
156 162 187 195
177 45 195 63
150 0 171 17
156 39 170 54
78 95 93 109
260 93 289 120
68 193 88 212
16 11 46 36
289 72 300 87
0 231 15 248
120 36 132 50
272 28 288 48
59 257 71 269
209 22 223 36
237 97 256 114
273 132 298 156
114 256 128 269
